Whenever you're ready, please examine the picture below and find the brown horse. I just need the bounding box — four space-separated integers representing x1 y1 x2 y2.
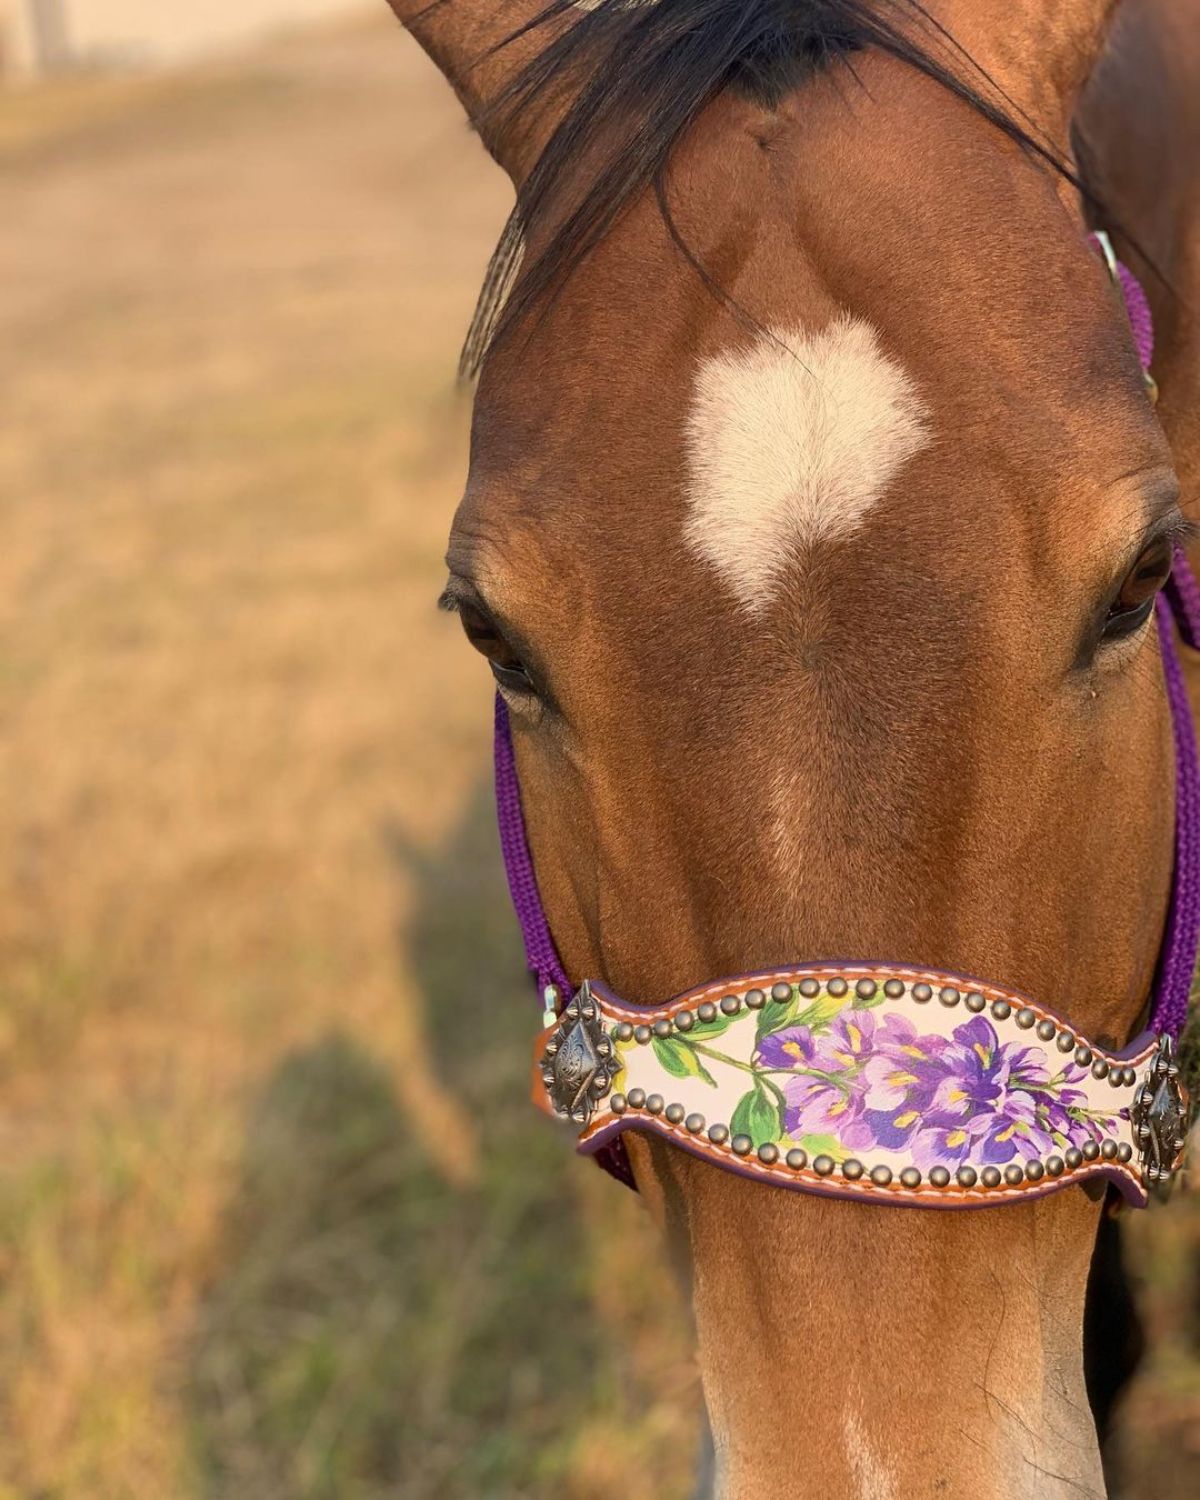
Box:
390 2 1199 1494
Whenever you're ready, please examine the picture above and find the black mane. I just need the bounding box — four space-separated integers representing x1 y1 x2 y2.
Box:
463 0 1080 375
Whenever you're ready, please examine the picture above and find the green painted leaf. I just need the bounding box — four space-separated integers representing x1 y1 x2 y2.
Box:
756 993 800 1041
652 1037 717 1087
793 991 848 1030
730 1086 782 1148
794 1132 847 1163
852 985 887 1010
687 1011 736 1041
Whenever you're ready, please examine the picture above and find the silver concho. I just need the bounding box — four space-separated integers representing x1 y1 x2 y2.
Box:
1130 1034 1190 1189
539 981 617 1126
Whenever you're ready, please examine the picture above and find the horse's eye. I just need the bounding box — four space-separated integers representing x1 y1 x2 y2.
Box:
456 601 536 695
1103 539 1173 641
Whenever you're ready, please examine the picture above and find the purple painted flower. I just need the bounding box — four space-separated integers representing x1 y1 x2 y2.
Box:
910 1118 980 1170
858 1014 947 1149
757 1024 822 1074
781 1070 874 1145
761 1014 878 1147
751 999 1118 1168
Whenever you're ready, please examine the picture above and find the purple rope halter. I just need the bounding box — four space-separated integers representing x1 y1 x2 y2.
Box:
492 251 1200 1071
1111 239 1200 1038
494 693 573 1004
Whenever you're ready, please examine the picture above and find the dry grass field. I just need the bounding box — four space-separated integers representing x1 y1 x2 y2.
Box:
0 11 1196 1499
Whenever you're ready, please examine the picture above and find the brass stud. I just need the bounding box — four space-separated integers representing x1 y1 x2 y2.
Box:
646 1094 664 1115
1065 1147 1083 1169
884 979 906 999
1100 1140 1118 1160
675 1009 694 1032
634 1025 652 1044
870 1165 893 1187
685 1112 705 1134
720 994 741 1016
758 1143 779 1165
1091 1058 1110 1081
653 1018 672 1039
992 999 1012 1021
957 1165 977 1188
981 1166 1002 1188
1004 1164 1024 1186
1082 1140 1100 1161
1117 1142 1132 1163
745 987 765 1009
913 983 933 1004
1026 1159 1045 1181
1075 1045 1092 1068
611 1094 628 1114
1056 1031 1075 1053
708 1124 729 1145
856 979 878 1001
1046 1155 1065 1178
627 1089 646 1109
770 982 792 1003
843 1159 865 1180
965 991 986 1013
697 1002 717 1023
799 978 821 998
929 1166 951 1187
731 1134 753 1156
615 1022 634 1042
786 1148 808 1170
940 987 960 1007
1016 1008 1036 1030
665 1102 685 1124
900 1167 922 1188
813 1155 835 1176
828 977 848 997
1037 1019 1056 1042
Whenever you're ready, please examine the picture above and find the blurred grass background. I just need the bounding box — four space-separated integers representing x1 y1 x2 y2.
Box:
0 9 1195 1498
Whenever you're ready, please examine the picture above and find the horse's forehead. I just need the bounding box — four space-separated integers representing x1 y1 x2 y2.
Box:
464 66 1160 610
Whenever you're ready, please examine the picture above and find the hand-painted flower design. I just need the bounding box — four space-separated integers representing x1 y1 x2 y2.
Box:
744 1002 1121 1169
760 1016 875 1147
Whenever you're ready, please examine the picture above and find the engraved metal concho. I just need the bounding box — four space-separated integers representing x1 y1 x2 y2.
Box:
1130 1034 1190 1189
539 981 618 1126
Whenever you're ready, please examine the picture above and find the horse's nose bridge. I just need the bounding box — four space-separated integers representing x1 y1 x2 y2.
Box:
581 721 917 996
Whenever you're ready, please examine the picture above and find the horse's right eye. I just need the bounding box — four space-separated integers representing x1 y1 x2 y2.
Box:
453 599 538 696
1102 539 1173 643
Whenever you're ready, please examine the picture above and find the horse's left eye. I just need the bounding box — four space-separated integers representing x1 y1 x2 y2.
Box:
1103 539 1173 641
455 600 537 695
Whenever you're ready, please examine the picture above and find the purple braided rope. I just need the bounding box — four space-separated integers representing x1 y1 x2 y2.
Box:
1115 260 1155 371
1153 562 1200 1037
493 696 638 1189
1167 549 1200 652
493 694 572 1002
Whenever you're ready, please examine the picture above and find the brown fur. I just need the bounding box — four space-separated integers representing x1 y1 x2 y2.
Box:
396 2 1200 1494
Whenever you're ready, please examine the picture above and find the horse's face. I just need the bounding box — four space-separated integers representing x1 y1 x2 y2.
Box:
452 58 1177 1044
419 4 1183 1490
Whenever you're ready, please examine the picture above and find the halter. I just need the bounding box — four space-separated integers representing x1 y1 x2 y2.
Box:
495 234 1199 1209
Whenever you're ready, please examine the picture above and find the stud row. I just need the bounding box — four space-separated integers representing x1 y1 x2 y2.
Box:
608 1089 1133 1185
609 977 1139 1086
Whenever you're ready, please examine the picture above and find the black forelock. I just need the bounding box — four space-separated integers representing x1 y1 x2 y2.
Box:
461 0 1088 377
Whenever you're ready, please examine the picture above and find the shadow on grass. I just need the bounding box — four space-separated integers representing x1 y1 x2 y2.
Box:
186 781 607 1500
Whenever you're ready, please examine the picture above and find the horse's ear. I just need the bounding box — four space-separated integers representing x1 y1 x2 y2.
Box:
387 1 566 181
940 0 1119 143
